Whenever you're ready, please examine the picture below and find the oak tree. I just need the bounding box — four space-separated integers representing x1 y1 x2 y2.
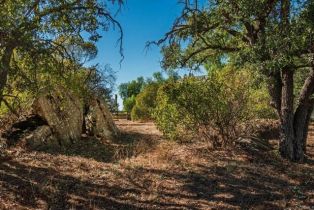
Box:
154 0 314 162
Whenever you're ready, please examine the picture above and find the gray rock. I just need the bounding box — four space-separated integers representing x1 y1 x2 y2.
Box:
85 98 119 140
33 87 84 146
26 125 59 149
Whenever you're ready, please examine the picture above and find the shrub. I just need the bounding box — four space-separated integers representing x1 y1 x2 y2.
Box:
123 95 136 113
131 83 159 121
131 105 149 121
153 67 263 147
153 84 191 141
249 87 277 119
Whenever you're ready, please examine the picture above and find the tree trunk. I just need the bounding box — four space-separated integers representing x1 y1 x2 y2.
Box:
293 67 314 160
292 106 312 162
278 66 314 162
302 105 313 153
268 72 282 117
279 68 296 160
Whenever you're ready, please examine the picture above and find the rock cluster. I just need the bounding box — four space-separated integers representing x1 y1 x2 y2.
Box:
1 88 119 150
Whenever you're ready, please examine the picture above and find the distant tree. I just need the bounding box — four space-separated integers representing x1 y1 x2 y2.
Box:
123 95 136 118
119 72 171 119
166 71 180 81
118 83 129 101
153 0 314 162
114 94 119 113
118 76 146 113
118 77 146 101
152 72 165 84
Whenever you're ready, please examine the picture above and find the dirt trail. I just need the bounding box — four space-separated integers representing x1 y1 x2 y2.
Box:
0 120 313 209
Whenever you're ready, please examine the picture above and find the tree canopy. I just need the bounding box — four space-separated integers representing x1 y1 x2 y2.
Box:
153 0 314 162
0 0 123 107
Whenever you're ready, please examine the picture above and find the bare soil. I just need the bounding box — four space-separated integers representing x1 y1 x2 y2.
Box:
0 119 313 209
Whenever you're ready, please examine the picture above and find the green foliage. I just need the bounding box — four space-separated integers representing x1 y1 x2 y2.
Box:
0 91 32 116
131 83 160 121
118 77 146 101
0 61 117 117
123 95 136 113
153 82 188 140
156 0 314 120
152 72 165 84
0 0 122 116
249 85 277 119
131 105 149 121
158 0 312 70
119 72 171 114
153 67 274 146
118 76 146 113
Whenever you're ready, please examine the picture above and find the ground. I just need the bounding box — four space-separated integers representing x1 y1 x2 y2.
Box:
0 120 313 210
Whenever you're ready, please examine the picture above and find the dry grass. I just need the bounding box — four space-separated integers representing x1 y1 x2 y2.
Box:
0 119 313 209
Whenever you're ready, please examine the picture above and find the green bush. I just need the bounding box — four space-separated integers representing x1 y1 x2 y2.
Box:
123 95 136 113
249 86 277 119
153 83 191 141
131 83 159 121
131 105 149 121
153 67 270 146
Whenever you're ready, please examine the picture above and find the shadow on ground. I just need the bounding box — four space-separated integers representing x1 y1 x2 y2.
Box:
0 152 313 210
30 130 161 163
1 120 314 209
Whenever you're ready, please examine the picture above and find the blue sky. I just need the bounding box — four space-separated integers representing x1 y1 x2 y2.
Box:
89 0 207 109
91 0 183 87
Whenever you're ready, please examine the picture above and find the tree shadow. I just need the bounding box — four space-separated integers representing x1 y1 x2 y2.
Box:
2 118 162 163
1 145 314 209
115 161 314 209
0 160 141 209
2 115 47 147
1 119 314 209
0 160 194 209
30 130 161 163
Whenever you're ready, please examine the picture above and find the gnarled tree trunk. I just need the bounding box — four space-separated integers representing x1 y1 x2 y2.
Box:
269 66 314 162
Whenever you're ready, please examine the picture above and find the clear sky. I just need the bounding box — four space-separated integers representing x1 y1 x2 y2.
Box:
90 0 184 93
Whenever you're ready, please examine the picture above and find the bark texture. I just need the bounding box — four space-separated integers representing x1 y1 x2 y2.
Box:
271 67 314 162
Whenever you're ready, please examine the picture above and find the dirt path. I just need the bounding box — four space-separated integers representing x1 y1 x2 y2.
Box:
0 120 313 209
